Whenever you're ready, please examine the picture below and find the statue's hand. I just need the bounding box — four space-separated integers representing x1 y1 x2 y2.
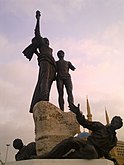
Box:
69 103 80 115
36 10 41 20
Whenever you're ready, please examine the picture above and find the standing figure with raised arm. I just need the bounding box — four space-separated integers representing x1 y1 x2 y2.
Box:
56 50 76 111
23 11 56 113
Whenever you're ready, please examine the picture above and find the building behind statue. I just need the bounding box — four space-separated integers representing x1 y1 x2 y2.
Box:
113 141 124 165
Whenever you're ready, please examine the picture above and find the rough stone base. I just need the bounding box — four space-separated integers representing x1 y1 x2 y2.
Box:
33 101 80 156
6 159 114 165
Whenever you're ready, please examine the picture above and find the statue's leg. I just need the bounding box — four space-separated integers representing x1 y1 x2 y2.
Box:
29 76 41 113
47 64 56 98
79 143 98 159
56 78 64 110
66 141 98 159
39 61 51 100
65 77 74 105
40 137 80 158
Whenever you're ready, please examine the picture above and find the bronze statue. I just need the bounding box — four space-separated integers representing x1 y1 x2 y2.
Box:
56 50 75 111
13 138 36 161
22 11 56 113
38 103 123 165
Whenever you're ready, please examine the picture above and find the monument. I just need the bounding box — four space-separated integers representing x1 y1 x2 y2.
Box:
10 10 123 165
22 9 80 157
23 10 56 113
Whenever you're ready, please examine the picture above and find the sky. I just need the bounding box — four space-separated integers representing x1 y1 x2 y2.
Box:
0 0 124 162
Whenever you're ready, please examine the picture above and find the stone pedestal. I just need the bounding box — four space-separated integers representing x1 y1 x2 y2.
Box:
33 101 80 156
6 159 114 165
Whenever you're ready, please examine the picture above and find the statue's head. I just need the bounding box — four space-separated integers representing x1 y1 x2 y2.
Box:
57 50 64 59
13 138 24 150
110 116 123 130
43 37 49 46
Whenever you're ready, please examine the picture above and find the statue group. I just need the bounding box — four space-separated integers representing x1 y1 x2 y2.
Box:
23 10 75 112
13 10 123 165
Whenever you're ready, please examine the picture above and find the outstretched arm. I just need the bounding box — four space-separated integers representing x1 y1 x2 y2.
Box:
69 103 81 115
69 103 100 131
35 10 41 37
22 10 42 61
69 103 84 125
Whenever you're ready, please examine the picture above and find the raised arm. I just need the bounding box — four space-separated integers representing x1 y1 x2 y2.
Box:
69 103 84 125
69 103 101 131
22 10 42 61
35 10 41 37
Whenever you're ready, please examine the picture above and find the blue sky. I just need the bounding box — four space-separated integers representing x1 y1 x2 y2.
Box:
0 0 124 162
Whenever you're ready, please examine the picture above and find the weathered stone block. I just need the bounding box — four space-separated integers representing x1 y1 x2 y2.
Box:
33 101 80 156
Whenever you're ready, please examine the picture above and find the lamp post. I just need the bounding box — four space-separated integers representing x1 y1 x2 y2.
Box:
4 144 10 164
